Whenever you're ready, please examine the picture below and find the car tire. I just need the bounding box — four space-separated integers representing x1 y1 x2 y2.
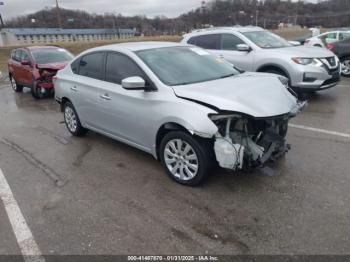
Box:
63 101 88 137
159 131 213 186
9 75 23 92
31 82 43 99
340 57 350 77
314 44 322 48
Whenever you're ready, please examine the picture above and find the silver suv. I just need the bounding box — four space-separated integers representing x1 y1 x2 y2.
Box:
182 27 341 93
55 42 304 186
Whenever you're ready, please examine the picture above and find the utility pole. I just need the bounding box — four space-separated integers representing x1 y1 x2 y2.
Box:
55 0 62 28
0 1 4 29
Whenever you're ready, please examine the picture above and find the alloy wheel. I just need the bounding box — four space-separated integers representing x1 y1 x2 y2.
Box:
65 106 78 133
164 139 199 181
341 60 350 76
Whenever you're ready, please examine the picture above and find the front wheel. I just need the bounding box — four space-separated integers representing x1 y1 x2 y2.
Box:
31 82 44 99
159 131 213 186
63 101 88 137
341 57 350 77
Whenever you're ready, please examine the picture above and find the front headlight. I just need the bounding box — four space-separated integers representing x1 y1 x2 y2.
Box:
292 57 323 67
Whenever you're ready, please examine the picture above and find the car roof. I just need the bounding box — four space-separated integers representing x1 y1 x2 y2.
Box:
186 26 264 36
13 46 63 52
87 41 189 52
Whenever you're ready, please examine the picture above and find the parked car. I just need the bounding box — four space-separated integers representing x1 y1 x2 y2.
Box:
293 34 312 45
8 46 74 99
305 30 350 48
328 38 350 77
55 42 305 186
181 27 340 94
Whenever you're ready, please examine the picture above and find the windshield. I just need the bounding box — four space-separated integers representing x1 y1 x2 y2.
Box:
31 48 74 64
136 46 240 86
243 31 292 49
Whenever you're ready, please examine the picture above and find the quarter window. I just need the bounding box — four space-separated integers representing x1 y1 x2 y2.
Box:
105 52 145 85
78 52 105 80
221 34 245 51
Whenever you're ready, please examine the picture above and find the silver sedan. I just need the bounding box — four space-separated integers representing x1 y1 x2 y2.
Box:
55 42 304 186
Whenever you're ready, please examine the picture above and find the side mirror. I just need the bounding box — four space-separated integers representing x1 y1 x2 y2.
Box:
122 76 146 90
21 60 31 66
237 44 251 52
289 41 301 46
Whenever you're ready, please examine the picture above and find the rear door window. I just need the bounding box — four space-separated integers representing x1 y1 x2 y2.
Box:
339 32 350 41
221 34 245 50
192 34 220 50
78 52 105 80
105 52 145 85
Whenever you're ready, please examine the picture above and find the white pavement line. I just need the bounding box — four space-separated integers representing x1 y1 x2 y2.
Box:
289 124 350 138
0 169 45 262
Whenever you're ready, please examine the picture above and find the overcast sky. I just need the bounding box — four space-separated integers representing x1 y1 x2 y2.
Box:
0 0 203 20
1 0 317 21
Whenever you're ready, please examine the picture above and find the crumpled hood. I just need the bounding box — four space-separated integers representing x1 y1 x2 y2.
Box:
172 73 298 118
270 45 335 58
36 62 68 70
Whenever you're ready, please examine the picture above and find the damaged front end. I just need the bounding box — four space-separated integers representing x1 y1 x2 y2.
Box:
37 68 57 89
210 113 294 171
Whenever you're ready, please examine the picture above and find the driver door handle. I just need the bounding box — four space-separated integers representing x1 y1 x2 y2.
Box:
70 86 78 92
100 94 112 100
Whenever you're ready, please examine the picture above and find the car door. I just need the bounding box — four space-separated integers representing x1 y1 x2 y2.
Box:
71 51 107 129
217 33 255 71
20 50 34 87
325 32 338 44
97 51 156 148
10 50 23 83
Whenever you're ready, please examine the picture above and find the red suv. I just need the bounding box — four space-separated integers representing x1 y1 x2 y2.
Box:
8 46 74 99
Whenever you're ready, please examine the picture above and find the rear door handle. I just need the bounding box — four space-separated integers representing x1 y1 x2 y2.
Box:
70 86 78 92
100 94 112 100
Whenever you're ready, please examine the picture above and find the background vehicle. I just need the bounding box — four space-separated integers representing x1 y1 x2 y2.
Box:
305 30 350 48
182 27 340 93
55 42 303 186
8 46 74 99
328 38 350 77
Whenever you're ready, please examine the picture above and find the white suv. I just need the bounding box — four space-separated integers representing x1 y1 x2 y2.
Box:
182 27 340 93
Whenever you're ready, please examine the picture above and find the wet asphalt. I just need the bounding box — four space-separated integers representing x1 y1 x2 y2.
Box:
0 78 349 256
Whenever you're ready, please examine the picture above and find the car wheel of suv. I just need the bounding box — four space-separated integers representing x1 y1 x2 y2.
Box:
9 76 23 92
31 82 44 99
64 101 88 137
159 131 212 186
341 57 350 77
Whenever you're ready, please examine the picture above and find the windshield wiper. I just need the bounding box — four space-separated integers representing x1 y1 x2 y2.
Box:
219 73 235 79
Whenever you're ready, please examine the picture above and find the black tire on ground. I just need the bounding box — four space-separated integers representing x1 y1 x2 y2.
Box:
159 131 213 186
63 101 88 137
9 75 23 92
31 82 43 99
340 57 350 77
314 44 322 48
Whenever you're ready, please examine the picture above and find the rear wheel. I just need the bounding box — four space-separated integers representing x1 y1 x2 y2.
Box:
340 57 350 77
9 75 23 93
159 131 213 186
63 101 88 137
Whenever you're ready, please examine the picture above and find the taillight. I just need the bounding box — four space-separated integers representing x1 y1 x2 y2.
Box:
327 43 335 50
